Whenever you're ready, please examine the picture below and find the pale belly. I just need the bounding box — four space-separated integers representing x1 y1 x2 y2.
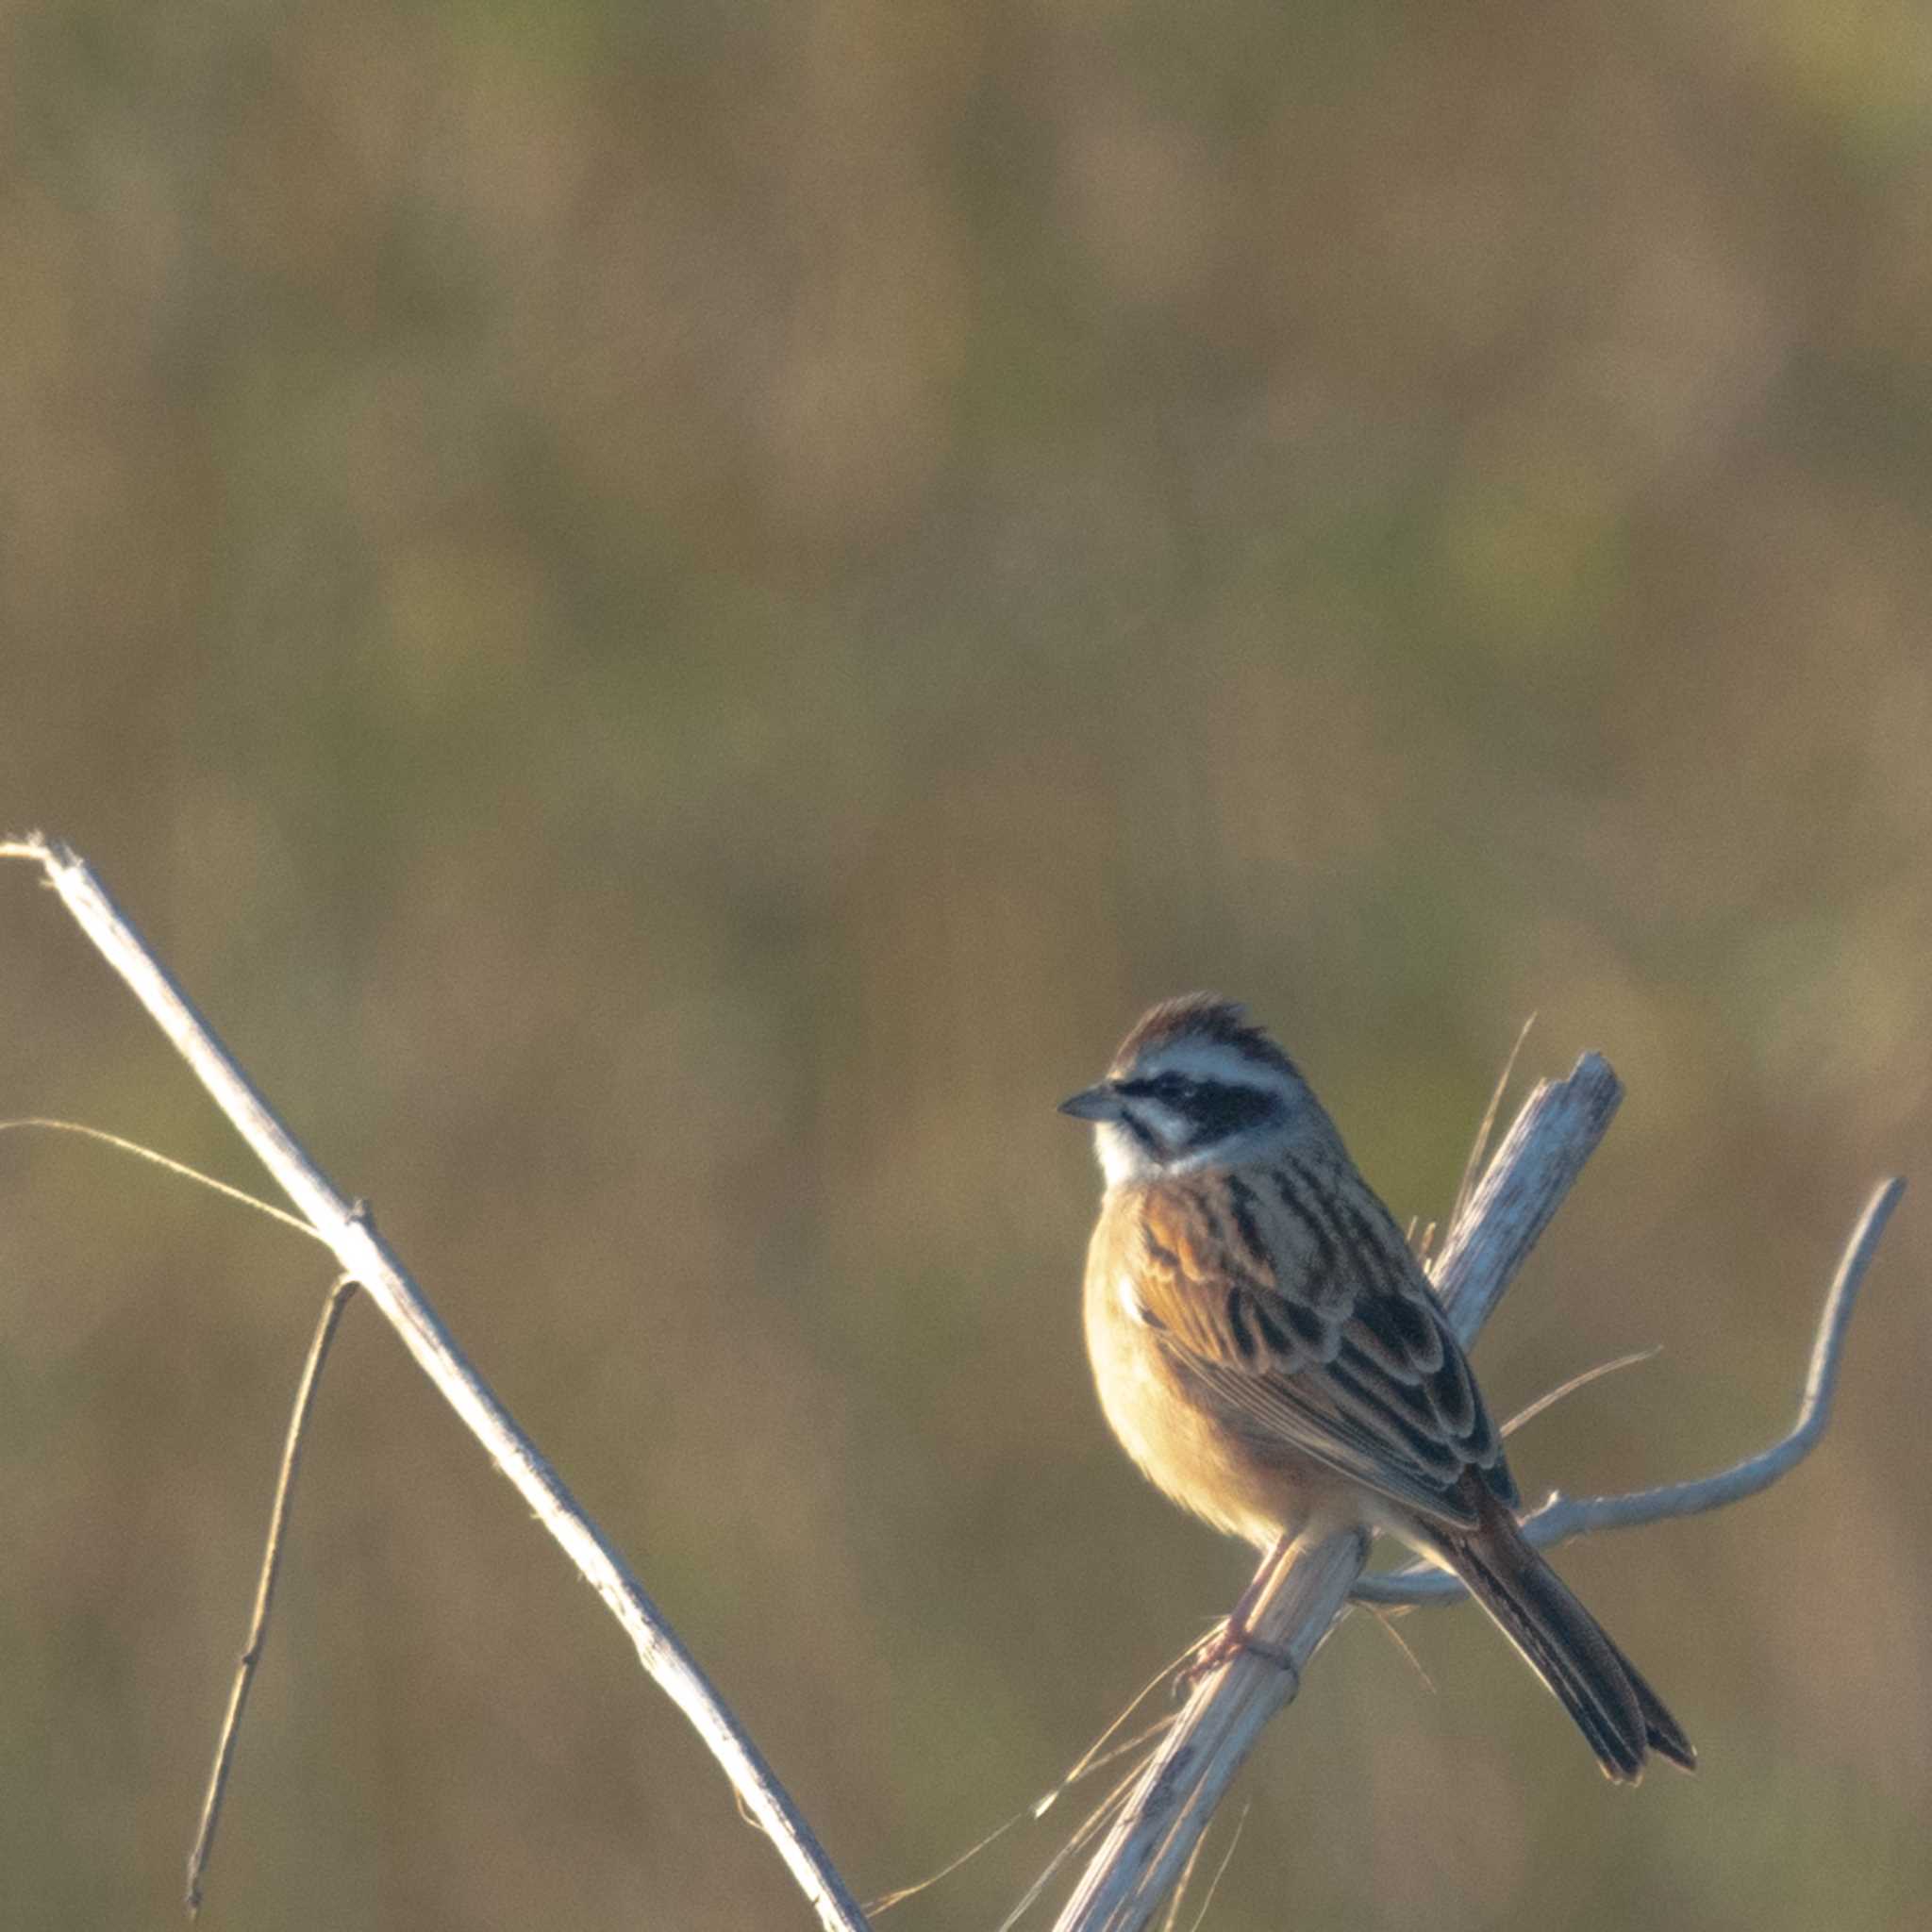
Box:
1084 1261 1343 1552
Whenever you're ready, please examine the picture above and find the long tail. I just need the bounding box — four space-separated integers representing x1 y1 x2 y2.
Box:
1440 1496 1696 1784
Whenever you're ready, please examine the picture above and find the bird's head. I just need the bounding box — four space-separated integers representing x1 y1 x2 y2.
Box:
1059 993 1324 1186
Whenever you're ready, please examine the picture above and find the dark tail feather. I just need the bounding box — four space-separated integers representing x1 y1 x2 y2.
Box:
1441 1502 1696 1784
1624 1654 1697 1772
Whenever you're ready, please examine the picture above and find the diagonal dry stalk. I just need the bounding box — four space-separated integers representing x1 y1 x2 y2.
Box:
2 836 872 1932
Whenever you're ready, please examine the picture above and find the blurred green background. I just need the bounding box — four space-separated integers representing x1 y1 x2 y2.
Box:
4 2 1929 1927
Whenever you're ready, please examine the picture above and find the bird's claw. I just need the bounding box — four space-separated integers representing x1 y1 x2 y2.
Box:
1172 1620 1301 1700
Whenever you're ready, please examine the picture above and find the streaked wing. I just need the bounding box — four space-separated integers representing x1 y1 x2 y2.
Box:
1134 1163 1517 1528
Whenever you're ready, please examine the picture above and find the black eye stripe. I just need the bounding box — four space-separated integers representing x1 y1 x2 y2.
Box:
1110 1074 1285 1152
1116 1074 1193 1101
1183 1083 1279 1141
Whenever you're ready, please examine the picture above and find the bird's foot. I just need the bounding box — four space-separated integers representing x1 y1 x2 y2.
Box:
1172 1618 1301 1699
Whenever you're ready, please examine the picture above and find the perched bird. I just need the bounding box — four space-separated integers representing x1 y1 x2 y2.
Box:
1061 993 1693 1783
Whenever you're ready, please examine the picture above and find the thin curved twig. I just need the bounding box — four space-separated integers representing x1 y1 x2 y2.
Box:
1356 1175 1903 1605
1498 1346 1659 1440
187 1276 359 1912
0 1119 317 1236
1449 1012 1537 1234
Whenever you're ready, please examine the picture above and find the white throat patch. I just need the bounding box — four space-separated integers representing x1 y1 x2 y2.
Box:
1094 1120 1157 1188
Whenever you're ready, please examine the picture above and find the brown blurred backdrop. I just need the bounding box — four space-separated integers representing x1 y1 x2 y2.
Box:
3 3 1930 1927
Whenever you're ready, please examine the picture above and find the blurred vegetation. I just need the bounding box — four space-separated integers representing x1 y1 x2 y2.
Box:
3 1 1929 1926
